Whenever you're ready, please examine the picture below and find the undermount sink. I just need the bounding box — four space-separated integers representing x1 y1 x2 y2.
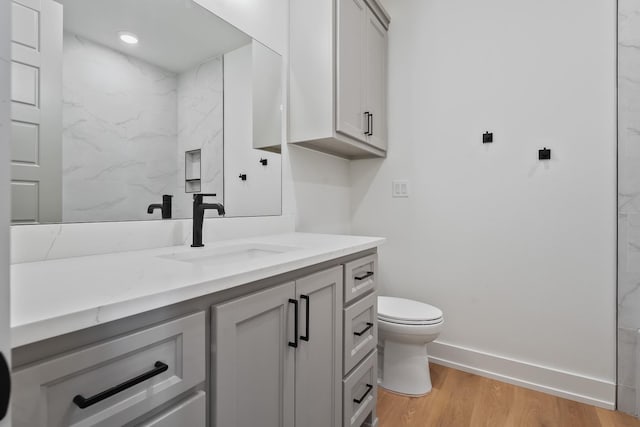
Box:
158 243 301 266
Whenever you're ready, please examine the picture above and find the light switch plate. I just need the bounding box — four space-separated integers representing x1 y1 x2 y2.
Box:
392 180 410 198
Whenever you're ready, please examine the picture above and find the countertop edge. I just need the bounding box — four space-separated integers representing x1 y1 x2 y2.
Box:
12 236 383 348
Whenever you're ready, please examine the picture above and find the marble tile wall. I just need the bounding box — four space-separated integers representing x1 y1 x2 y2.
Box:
62 32 179 222
618 0 640 416
60 33 226 222
175 57 224 218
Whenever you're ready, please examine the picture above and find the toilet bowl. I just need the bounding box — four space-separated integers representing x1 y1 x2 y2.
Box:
378 296 444 396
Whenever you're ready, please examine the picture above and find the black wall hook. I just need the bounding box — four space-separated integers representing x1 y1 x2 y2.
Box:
539 147 551 160
239 174 247 181
483 132 493 144
260 158 268 166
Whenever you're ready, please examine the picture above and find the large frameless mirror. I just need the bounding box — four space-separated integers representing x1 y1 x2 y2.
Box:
10 0 282 224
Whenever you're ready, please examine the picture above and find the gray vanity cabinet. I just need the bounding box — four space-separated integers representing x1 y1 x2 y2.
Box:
213 267 344 427
213 282 296 427
295 267 343 427
11 312 206 427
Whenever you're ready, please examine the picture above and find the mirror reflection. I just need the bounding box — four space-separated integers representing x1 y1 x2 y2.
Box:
10 0 282 224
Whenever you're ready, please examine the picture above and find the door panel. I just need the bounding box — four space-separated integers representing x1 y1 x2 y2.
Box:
214 282 295 427
10 0 62 224
295 267 343 427
336 0 367 142
365 11 388 150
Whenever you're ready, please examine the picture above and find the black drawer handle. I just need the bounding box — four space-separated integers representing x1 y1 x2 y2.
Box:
73 361 169 409
289 299 299 348
300 295 310 342
354 271 374 281
364 112 371 135
353 384 374 404
354 322 374 337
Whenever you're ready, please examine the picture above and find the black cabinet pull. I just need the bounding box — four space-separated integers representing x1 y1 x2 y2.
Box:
354 271 374 281
0 352 10 421
368 113 373 136
354 322 374 337
353 384 374 404
72 361 168 409
289 299 299 348
301 295 310 342
364 112 371 135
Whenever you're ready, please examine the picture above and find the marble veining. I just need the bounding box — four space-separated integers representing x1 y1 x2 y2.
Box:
618 0 640 416
175 56 224 218
10 233 384 348
62 32 179 222
10 214 296 264
60 33 226 223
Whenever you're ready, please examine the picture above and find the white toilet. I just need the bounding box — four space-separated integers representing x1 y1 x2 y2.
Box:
377 296 444 396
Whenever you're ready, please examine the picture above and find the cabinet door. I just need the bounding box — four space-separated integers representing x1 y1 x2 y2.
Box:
364 11 388 150
336 0 367 143
295 267 343 427
214 282 296 427
139 392 206 427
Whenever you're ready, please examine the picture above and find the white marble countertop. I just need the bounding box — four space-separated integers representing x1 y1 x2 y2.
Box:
11 232 384 348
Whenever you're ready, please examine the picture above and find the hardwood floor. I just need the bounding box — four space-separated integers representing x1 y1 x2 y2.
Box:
377 364 640 427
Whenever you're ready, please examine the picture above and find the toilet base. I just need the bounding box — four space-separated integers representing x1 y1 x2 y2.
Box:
380 341 432 396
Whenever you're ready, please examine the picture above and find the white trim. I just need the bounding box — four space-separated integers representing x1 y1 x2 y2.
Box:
428 340 616 409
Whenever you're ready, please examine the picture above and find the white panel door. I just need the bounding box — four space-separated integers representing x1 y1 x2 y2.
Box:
0 0 12 424
10 0 62 224
295 267 343 427
364 11 388 151
214 282 295 427
336 0 367 143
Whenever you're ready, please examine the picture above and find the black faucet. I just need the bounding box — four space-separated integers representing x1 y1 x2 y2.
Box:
147 195 173 219
191 193 225 247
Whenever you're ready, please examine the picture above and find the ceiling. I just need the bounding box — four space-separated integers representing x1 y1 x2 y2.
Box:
60 0 252 73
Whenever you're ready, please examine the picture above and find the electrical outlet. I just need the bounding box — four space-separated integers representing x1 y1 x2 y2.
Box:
392 180 410 198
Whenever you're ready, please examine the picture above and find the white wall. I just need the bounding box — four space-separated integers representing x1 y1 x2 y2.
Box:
194 0 287 55
223 43 282 217
289 146 351 234
351 0 617 406
0 0 11 422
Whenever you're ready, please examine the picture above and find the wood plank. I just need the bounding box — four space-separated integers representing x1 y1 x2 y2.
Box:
377 365 640 427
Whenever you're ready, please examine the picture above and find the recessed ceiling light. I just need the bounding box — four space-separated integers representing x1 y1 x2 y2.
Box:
118 32 139 45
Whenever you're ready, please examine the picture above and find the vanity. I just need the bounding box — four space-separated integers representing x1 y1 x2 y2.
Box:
7 0 389 424
10 233 383 427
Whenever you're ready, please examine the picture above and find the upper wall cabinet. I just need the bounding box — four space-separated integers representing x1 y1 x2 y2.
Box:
289 0 390 160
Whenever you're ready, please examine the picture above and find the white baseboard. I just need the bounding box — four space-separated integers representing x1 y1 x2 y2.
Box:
428 340 615 409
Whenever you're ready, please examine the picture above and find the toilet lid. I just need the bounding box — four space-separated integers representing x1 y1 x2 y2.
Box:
378 296 443 324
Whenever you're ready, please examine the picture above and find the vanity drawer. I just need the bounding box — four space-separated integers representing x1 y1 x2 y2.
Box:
344 254 377 305
139 391 206 427
343 351 377 427
12 312 206 427
344 292 377 375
